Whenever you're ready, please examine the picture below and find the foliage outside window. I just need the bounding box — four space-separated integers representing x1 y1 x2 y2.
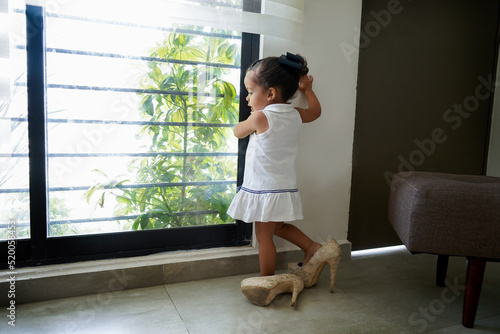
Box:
85 30 240 231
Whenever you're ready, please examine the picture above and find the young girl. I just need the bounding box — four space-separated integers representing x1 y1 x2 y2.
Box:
227 53 331 278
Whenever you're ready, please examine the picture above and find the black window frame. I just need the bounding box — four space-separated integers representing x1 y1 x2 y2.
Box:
0 2 260 268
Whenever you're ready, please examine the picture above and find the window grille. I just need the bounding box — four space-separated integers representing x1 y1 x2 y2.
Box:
0 0 259 266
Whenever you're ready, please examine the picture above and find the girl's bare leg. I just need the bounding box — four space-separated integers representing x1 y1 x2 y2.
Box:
255 221 282 276
274 223 322 265
255 222 322 276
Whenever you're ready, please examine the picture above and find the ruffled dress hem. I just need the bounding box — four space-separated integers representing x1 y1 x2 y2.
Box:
227 187 303 223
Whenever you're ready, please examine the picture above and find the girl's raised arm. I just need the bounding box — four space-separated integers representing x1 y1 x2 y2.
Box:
296 74 321 123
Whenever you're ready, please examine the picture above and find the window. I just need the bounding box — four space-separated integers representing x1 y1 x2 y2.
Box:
0 0 260 267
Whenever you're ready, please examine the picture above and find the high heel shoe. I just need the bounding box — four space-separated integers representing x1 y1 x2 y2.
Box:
288 238 341 293
241 273 304 307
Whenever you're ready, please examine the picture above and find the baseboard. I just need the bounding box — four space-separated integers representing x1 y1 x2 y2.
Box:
0 240 351 305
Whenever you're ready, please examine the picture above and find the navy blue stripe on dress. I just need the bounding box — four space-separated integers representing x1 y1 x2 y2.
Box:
239 187 299 194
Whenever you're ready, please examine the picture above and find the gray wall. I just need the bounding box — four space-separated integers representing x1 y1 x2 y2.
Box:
348 0 499 250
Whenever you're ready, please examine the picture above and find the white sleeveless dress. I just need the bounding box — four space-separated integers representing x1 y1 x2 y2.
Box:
227 104 303 223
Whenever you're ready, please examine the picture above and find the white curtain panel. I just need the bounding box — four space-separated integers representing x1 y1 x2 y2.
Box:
20 0 304 41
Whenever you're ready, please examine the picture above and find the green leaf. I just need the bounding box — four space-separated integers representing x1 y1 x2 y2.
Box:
170 140 182 151
226 44 237 60
132 216 141 230
84 184 102 204
140 213 150 230
141 95 154 116
161 76 176 90
152 65 163 84
180 70 190 85
98 192 105 208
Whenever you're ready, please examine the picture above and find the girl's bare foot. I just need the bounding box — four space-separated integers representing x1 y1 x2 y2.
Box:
302 242 322 266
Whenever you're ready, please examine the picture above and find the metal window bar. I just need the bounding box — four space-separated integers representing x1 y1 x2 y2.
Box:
14 45 241 70
1 152 237 159
12 82 239 97
0 156 238 193
0 210 223 229
2 179 236 193
3 117 236 128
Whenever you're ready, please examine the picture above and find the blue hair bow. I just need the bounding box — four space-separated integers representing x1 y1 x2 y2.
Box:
278 52 302 70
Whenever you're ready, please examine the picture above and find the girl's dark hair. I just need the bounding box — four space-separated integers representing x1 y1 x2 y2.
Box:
248 54 309 102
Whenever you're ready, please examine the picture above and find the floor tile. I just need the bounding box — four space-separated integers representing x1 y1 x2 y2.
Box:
1 286 188 334
333 250 500 334
166 272 406 334
428 314 500 334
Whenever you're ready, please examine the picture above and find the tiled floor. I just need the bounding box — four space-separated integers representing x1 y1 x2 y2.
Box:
3 246 500 333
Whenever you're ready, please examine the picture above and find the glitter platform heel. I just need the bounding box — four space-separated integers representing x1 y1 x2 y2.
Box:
241 273 304 307
288 238 341 293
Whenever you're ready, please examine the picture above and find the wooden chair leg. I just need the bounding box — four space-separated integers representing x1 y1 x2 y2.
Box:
462 257 486 328
436 254 449 287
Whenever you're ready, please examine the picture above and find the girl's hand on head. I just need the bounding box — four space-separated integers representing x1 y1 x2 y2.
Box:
298 74 314 92
296 74 321 123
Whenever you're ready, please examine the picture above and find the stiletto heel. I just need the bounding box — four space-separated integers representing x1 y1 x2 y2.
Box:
327 256 341 293
288 238 341 292
290 278 302 306
241 273 304 307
